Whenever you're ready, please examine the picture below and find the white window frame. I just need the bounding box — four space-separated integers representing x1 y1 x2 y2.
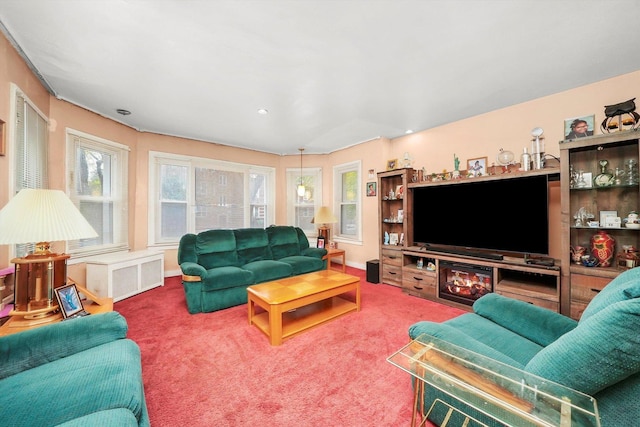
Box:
66 129 130 258
9 84 49 259
148 151 276 247
286 167 323 237
333 160 362 244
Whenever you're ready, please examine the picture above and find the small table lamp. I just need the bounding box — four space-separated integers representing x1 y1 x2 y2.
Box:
311 206 338 242
0 189 98 325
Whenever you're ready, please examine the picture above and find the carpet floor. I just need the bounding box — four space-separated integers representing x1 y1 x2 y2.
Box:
115 266 465 426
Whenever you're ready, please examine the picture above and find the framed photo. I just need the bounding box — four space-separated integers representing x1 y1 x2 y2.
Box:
395 185 404 199
317 236 326 249
54 283 85 318
600 210 618 227
564 115 595 140
386 159 398 171
397 209 404 222
389 233 399 245
582 172 593 188
368 168 375 179
467 157 487 177
366 181 377 196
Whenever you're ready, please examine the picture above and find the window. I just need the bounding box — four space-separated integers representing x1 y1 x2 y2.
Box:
66 130 129 256
12 85 49 256
333 161 361 243
286 167 322 237
149 152 275 246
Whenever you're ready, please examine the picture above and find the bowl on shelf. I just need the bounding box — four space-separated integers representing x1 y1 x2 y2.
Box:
626 223 640 229
581 255 599 267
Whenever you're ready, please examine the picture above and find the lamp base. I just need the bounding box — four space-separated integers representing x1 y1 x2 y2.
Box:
7 308 61 327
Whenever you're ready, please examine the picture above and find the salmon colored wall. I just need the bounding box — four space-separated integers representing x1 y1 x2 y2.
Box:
1 29 639 276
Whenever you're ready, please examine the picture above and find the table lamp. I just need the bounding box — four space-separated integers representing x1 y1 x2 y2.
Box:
0 189 98 325
311 206 338 242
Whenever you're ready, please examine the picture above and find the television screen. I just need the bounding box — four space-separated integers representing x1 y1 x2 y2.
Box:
412 174 550 256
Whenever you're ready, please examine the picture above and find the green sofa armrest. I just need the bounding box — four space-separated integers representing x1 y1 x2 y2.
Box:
0 311 128 380
302 247 327 259
473 293 577 347
180 261 207 278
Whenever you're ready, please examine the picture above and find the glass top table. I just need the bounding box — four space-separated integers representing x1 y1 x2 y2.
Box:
387 333 600 427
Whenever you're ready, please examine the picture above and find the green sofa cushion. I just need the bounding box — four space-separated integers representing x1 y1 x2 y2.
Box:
525 298 640 395
202 266 254 291
242 259 292 283
56 408 140 427
580 266 640 321
234 228 273 265
473 293 577 347
1 339 146 427
267 225 301 259
278 255 325 275
0 311 128 380
409 315 527 368
196 229 239 269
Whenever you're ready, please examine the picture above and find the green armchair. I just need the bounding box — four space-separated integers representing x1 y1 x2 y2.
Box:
409 267 640 427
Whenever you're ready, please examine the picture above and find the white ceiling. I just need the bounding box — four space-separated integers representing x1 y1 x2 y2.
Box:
1 0 640 155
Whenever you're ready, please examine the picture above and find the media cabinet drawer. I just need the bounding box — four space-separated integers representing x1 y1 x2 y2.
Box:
570 274 609 303
402 269 436 291
381 249 402 266
495 289 559 312
382 264 402 286
570 301 589 320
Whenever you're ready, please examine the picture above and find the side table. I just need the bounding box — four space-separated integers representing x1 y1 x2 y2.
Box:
323 248 346 272
387 333 600 427
0 282 114 337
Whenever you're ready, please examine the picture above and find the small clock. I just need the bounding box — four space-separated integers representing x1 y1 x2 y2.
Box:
594 160 614 187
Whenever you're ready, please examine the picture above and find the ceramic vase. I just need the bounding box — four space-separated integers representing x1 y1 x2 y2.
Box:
591 230 615 267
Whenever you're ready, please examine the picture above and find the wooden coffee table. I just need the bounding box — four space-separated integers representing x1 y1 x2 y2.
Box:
247 270 360 345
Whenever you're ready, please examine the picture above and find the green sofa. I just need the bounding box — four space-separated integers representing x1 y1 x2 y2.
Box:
409 267 640 427
178 225 327 314
0 311 149 427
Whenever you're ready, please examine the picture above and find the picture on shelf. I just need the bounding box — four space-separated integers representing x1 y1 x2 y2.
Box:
54 283 86 318
467 157 487 177
564 115 595 139
366 181 377 196
397 209 404 222
395 185 404 199
386 159 398 170
389 233 399 245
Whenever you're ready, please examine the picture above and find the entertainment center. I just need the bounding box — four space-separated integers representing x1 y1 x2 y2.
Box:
378 166 561 311
379 129 640 316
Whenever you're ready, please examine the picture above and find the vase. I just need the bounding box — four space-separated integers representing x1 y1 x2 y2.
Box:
591 230 615 267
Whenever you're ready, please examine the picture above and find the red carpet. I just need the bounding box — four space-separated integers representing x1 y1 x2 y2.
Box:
115 267 465 426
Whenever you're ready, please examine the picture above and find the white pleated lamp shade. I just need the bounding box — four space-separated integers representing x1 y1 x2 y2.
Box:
0 189 98 245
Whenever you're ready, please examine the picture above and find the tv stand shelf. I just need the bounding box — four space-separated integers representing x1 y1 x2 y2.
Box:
402 247 560 311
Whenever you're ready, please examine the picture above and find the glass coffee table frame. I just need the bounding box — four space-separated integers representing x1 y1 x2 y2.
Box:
387 334 600 427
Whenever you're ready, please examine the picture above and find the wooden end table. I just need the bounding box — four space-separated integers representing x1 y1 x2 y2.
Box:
247 270 360 345
323 248 346 272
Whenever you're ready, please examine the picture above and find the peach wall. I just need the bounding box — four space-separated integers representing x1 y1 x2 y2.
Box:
1 29 640 276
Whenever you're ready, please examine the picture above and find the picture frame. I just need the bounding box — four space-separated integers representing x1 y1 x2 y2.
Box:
564 114 595 140
582 172 593 188
467 157 487 177
600 210 618 227
54 283 85 318
397 209 404 223
395 185 404 199
386 158 398 171
317 236 326 249
389 233 399 245
366 181 377 196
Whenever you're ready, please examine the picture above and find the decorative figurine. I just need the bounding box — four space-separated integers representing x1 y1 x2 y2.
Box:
384 231 390 245
601 98 640 133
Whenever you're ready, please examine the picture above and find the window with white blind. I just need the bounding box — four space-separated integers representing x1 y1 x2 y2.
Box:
12 85 49 256
148 151 275 246
286 167 322 237
333 161 361 243
66 130 129 256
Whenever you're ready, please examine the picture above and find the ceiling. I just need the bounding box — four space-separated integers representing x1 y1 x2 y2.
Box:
1 1 640 155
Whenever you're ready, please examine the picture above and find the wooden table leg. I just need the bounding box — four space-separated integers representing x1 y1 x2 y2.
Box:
268 305 283 346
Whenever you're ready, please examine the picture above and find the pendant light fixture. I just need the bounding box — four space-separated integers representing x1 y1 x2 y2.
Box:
297 148 305 197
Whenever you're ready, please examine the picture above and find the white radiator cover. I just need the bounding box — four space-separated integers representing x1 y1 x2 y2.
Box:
85 250 164 301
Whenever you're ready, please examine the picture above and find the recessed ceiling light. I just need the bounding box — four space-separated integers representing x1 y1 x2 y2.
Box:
257 108 269 115
116 109 131 116
405 129 414 134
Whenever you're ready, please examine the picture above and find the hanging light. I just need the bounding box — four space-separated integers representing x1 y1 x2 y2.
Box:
297 148 305 197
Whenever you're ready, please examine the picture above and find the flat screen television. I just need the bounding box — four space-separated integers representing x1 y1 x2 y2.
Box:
412 174 550 257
